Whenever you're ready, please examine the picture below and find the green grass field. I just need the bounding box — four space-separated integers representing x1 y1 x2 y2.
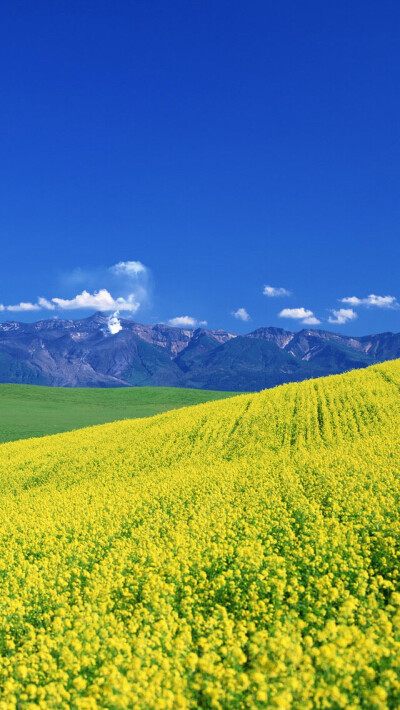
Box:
0 383 236 443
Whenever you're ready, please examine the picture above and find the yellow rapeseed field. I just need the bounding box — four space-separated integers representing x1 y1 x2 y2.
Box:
1 361 400 709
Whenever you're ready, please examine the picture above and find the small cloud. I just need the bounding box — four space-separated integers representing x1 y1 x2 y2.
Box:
38 297 55 310
280 307 312 320
328 308 358 325
232 307 250 322
341 294 399 309
279 307 321 325
168 316 207 328
263 285 291 297
0 304 4 311
110 261 147 277
302 316 321 325
7 301 41 312
107 311 123 334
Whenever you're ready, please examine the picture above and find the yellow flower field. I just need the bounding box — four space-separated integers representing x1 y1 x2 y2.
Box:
1 361 400 708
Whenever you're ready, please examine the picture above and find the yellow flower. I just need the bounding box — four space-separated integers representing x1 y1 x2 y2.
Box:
73 677 87 691
0 359 400 706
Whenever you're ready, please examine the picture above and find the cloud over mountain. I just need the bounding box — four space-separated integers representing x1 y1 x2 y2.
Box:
279 307 321 325
52 289 140 312
1 261 150 315
328 308 358 325
6 302 41 312
341 294 399 309
232 308 250 322
168 316 207 328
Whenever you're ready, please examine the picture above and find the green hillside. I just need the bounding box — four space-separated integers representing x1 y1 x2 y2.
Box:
0 383 235 443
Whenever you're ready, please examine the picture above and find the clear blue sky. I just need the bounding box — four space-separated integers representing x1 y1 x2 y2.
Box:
1 0 399 335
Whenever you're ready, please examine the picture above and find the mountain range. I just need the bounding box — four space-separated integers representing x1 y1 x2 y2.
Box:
0 311 400 390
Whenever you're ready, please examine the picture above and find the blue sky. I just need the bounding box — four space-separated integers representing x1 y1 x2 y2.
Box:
1 0 400 335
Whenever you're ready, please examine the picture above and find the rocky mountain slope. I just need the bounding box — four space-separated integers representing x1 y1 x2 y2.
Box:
0 311 399 390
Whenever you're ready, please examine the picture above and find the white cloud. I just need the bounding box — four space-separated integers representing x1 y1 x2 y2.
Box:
107 311 123 334
328 308 358 325
110 261 147 277
263 285 291 297
38 297 55 310
168 316 207 328
232 307 250 322
0 260 152 318
341 294 399 309
302 316 321 325
168 316 196 327
279 307 321 325
0 304 4 311
52 289 140 312
279 307 311 319
7 302 41 312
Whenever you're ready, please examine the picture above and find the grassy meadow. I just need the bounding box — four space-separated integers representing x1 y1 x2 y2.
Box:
1 361 400 707
0 384 235 444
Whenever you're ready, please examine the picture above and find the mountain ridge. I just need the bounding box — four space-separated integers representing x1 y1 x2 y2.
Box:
0 311 399 390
